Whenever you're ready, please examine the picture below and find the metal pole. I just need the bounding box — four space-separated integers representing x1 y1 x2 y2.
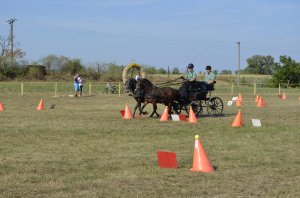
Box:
7 18 17 66
237 41 240 89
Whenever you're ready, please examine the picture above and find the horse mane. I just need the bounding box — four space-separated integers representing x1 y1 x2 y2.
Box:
140 78 154 87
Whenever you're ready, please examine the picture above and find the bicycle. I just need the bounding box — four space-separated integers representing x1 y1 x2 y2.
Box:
103 83 124 94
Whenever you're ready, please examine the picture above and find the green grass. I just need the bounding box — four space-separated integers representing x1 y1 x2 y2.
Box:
0 90 299 197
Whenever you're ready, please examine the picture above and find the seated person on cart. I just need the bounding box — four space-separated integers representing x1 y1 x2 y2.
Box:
204 65 216 91
179 63 197 100
180 64 216 101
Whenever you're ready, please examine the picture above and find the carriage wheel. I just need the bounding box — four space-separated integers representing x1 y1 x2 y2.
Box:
192 101 203 117
184 101 203 117
206 97 223 116
172 101 182 114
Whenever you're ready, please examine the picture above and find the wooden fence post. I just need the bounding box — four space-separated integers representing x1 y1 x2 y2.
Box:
231 83 234 95
89 82 92 96
278 83 281 95
54 82 58 97
21 82 24 96
253 83 256 95
119 82 121 96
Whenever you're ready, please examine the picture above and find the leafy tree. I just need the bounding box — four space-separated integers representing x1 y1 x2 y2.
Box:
27 65 47 80
172 67 180 74
158 67 167 74
220 69 232 75
272 56 300 86
61 59 85 75
39 55 70 72
143 65 157 74
245 55 275 74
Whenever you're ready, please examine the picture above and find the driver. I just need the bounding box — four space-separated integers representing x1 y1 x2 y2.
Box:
186 63 197 82
179 63 197 102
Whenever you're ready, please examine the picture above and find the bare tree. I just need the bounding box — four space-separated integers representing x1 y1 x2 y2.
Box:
0 36 9 57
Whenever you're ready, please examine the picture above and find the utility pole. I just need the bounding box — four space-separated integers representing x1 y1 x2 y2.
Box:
7 18 17 66
237 41 240 88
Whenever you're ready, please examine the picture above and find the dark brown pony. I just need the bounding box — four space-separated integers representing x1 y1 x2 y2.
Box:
124 78 147 117
134 78 180 117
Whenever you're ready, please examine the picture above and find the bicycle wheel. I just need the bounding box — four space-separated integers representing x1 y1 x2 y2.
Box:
103 88 108 94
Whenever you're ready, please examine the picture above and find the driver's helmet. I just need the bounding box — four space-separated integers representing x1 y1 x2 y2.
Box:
187 63 194 69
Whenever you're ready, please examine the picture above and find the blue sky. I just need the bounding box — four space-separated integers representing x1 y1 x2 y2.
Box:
1 0 299 73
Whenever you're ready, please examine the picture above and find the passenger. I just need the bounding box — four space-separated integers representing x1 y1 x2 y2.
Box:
204 65 216 90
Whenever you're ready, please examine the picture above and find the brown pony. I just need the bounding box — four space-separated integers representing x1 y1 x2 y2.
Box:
124 78 147 117
134 78 180 117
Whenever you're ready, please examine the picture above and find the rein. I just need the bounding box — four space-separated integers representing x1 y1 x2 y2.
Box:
153 77 185 88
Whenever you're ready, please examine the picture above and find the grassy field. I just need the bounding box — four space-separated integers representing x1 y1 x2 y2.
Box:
0 90 299 197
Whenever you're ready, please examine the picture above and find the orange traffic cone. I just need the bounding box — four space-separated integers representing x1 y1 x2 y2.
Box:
160 106 169 121
238 93 243 102
281 92 287 100
188 106 198 123
0 102 4 111
257 97 264 108
255 94 259 102
298 96 300 101
37 99 44 110
190 135 214 173
232 109 242 127
235 97 242 107
123 104 133 119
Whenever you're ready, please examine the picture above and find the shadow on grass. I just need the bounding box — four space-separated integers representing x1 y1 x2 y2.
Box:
198 113 236 118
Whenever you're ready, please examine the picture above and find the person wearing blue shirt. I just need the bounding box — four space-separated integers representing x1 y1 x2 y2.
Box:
73 74 80 97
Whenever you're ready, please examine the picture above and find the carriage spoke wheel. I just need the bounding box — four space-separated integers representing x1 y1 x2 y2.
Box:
206 97 224 116
185 101 203 117
172 101 182 114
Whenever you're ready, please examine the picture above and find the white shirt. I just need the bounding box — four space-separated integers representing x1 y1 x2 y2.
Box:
135 75 141 81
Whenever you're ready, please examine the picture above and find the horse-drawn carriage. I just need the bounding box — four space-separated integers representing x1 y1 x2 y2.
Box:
173 81 224 117
123 63 224 118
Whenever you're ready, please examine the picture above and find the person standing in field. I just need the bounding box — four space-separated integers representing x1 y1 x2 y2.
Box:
73 74 80 97
78 74 84 96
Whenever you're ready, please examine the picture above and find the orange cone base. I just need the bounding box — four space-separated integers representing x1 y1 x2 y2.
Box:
190 136 214 173
232 110 242 127
37 99 44 110
160 106 169 121
123 104 133 119
0 103 4 111
190 167 214 173
188 107 198 123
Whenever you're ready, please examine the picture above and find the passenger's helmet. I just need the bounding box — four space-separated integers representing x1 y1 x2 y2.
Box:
187 63 194 69
205 65 212 70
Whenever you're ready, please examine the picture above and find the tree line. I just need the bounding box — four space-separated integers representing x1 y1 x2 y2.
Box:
0 36 299 86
